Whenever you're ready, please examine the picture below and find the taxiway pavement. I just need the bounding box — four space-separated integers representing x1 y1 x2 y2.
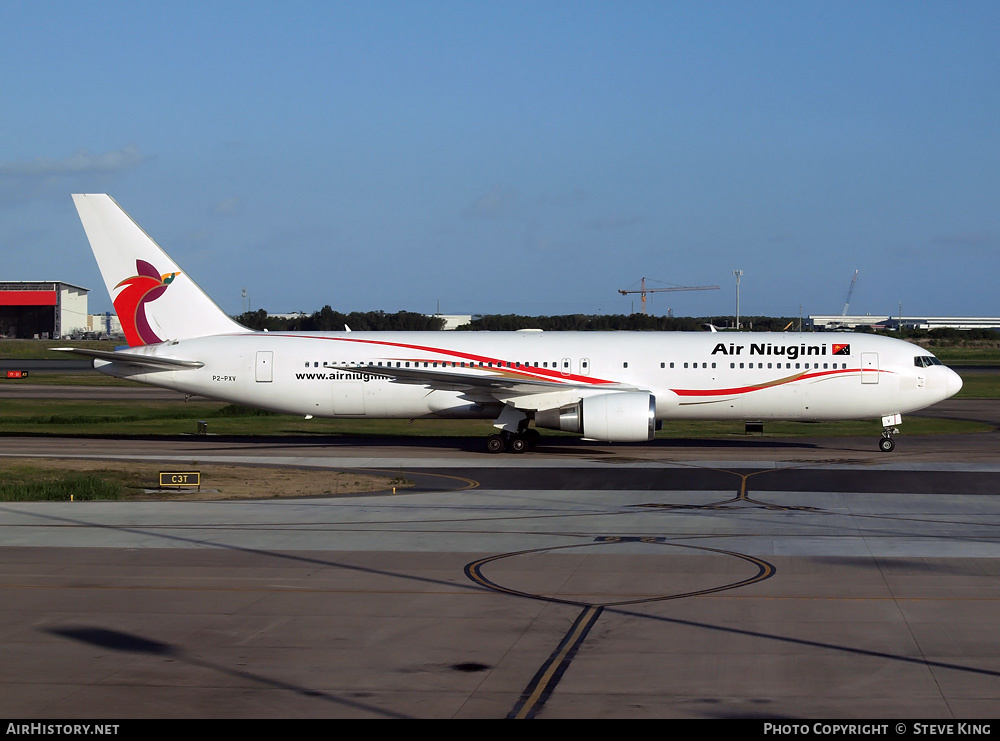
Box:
1 401 999 719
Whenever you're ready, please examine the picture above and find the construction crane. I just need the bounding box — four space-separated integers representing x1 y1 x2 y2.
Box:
618 277 720 315
842 270 859 316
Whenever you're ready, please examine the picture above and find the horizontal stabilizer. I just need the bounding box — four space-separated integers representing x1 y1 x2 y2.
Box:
52 347 204 369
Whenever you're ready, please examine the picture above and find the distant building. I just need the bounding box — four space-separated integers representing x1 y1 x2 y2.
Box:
433 314 473 330
807 315 1000 331
0 281 90 339
86 312 123 338
806 315 892 330
890 316 1000 331
267 312 309 321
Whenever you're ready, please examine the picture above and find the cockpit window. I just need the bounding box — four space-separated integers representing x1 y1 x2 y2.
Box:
914 356 943 367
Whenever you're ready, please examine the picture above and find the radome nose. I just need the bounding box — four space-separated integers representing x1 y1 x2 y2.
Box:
947 369 964 398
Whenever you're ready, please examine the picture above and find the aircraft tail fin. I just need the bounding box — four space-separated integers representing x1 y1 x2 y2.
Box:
72 194 251 346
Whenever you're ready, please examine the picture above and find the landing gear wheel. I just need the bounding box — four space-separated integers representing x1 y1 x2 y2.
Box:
523 429 541 449
509 435 527 454
879 436 895 453
486 434 506 454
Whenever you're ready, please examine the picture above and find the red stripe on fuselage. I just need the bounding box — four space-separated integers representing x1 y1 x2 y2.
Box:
267 334 616 386
669 367 886 397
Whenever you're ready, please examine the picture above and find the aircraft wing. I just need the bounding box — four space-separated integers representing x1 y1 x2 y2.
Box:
52 347 205 370
326 363 638 398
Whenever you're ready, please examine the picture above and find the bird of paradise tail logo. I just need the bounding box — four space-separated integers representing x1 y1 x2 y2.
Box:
113 259 180 346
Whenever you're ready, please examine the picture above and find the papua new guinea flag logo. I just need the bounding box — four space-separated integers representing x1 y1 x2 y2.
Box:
832 343 851 356
113 259 180 346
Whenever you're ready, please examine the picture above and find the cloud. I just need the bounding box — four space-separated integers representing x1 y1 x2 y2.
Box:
0 145 148 207
0 145 145 177
769 231 796 243
211 196 241 216
463 185 517 219
930 232 996 249
585 214 644 231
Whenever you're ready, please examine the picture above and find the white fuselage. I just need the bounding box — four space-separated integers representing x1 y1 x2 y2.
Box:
94 331 962 425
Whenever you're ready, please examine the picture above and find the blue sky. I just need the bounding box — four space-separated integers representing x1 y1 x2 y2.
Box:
1 1 998 319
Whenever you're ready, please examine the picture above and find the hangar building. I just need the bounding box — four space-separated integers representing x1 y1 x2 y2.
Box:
0 281 90 339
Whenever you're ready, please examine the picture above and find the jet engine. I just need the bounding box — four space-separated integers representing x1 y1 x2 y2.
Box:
534 391 655 442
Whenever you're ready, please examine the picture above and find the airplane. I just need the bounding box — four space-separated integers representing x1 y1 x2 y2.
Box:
57 194 964 454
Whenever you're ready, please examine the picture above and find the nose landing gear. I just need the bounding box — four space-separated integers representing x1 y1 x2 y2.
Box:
879 413 901 452
879 432 896 452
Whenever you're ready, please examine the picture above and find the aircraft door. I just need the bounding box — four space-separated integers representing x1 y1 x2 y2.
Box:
580 358 591 376
560 358 572 377
255 351 273 383
861 352 879 384
332 383 366 415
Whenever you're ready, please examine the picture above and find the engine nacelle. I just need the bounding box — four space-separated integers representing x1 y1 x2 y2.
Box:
534 391 655 442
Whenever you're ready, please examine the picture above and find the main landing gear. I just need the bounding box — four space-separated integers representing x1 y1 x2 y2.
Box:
486 429 541 454
486 405 540 454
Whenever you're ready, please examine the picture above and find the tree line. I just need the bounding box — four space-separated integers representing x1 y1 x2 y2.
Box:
235 307 445 332
233 309 802 332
